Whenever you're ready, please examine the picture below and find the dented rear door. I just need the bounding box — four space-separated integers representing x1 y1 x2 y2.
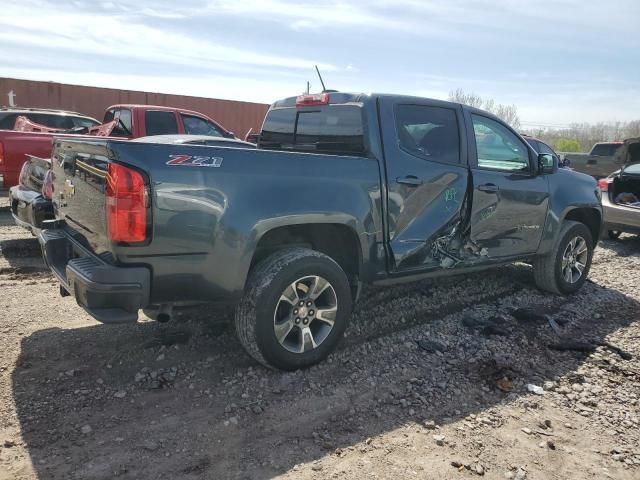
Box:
378 97 471 272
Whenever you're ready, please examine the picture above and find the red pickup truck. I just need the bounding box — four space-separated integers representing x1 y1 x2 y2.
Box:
0 104 234 189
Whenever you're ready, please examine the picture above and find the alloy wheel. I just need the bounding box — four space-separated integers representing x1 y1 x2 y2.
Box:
273 275 338 353
561 236 589 284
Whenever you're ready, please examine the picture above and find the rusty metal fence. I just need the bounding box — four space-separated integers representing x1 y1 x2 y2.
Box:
1 78 269 138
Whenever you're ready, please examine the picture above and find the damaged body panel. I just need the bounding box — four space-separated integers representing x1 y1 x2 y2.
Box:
378 96 559 272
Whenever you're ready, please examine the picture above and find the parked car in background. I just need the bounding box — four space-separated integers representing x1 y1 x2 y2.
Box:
522 135 566 167
98 105 235 139
9 135 253 233
0 107 99 132
38 92 602 370
598 137 640 239
0 104 236 189
562 142 624 178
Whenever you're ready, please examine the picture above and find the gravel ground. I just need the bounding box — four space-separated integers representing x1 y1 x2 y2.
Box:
0 206 638 480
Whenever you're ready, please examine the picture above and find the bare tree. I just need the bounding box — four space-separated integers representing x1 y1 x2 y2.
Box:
448 89 521 129
448 88 484 109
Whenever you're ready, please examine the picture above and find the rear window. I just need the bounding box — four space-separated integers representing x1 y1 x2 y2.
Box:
71 116 100 128
260 106 365 156
592 143 622 156
28 113 74 129
146 111 179 136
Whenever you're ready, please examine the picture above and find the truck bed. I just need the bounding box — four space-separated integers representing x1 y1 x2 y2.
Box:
48 137 382 308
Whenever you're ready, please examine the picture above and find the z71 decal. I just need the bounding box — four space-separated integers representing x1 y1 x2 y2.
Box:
166 155 223 167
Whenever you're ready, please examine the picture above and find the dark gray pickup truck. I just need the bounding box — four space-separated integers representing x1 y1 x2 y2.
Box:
39 92 603 370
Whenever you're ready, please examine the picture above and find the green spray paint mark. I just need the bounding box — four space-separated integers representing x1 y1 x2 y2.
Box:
444 188 458 202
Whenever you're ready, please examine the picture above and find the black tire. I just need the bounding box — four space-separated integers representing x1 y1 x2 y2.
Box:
607 230 622 240
533 221 594 295
234 248 352 370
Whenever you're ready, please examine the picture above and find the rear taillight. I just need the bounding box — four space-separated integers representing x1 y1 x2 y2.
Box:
296 93 330 107
0 141 4 166
18 160 29 186
106 163 148 244
42 169 54 200
598 178 611 191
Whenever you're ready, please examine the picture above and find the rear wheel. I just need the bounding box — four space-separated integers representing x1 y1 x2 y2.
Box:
235 248 352 370
607 230 622 240
533 221 594 295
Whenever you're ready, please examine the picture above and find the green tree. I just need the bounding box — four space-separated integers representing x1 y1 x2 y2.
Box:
555 138 581 152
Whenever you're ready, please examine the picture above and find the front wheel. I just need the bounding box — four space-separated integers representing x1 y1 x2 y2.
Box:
235 248 352 370
533 221 594 295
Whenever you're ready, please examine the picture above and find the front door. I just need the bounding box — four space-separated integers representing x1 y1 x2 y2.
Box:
467 113 549 258
379 98 470 272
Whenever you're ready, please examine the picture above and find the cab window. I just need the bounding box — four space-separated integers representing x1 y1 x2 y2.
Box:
181 114 223 137
472 115 530 172
72 117 100 128
592 143 622 156
395 105 460 164
30 114 74 129
145 111 178 136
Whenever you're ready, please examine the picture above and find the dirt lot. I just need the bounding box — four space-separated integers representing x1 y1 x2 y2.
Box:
0 205 638 480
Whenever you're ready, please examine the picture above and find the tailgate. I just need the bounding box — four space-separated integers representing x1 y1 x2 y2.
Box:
51 139 112 252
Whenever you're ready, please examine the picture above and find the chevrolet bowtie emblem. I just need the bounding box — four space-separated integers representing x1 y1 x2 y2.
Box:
63 179 75 197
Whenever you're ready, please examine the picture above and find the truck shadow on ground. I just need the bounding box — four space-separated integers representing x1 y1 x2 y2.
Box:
0 236 48 275
598 233 640 256
11 264 640 479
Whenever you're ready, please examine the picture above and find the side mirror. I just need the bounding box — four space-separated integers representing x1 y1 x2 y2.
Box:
538 153 558 175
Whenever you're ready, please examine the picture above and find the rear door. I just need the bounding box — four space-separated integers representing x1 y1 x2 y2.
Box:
467 112 548 258
379 97 470 272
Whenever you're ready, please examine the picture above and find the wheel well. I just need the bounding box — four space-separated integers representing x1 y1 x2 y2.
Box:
564 208 602 242
251 224 362 285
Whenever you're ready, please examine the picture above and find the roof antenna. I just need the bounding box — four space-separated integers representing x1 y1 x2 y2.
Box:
314 65 339 93
314 65 327 92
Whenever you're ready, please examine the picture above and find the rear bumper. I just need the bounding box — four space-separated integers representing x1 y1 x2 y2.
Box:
602 195 640 233
9 186 54 231
38 223 151 323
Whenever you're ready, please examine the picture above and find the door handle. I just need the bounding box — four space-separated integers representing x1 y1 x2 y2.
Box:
478 183 499 193
587 159 597 165
396 175 423 186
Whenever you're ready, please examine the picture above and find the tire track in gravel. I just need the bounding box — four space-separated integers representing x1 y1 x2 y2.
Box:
342 266 531 348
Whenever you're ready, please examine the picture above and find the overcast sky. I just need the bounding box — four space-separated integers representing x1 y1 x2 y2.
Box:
1 0 639 126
